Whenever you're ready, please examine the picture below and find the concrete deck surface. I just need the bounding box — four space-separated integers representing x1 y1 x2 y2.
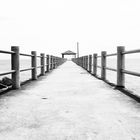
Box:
0 61 140 140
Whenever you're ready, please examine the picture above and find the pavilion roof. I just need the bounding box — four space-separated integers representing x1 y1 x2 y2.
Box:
62 50 76 55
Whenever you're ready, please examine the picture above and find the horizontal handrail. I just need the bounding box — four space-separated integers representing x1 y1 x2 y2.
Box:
0 46 66 89
105 67 117 72
0 70 15 76
37 65 43 68
106 53 117 57
123 49 140 55
20 67 34 72
37 56 42 58
97 65 117 72
97 53 117 57
122 69 140 77
20 53 33 57
0 50 15 54
72 46 140 89
97 65 101 68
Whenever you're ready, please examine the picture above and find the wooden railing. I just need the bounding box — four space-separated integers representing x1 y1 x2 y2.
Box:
72 46 140 88
0 46 66 89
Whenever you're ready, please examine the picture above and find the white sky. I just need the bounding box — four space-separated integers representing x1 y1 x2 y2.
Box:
0 0 140 57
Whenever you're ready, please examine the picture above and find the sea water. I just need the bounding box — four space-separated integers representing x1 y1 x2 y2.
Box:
96 57 140 96
0 58 41 83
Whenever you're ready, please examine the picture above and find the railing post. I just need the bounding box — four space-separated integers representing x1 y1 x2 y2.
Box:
46 55 47 72
117 46 125 88
79 57 81 66
93 53 97 76
84 56 86 69
52 56 54 69
55 57 57 68
76 58 78 65
78 57 80 66
11 46 20 89
85 56 87 69
101 51 106 80
80 57 83 67
86 56 88 70
41 53 45 75
77 58 79 65
57 57 59 66
88 55 92 73
53 56 56 69
46 55 50 72
80 57 82 66
31 51 37 80
52 55 53 70
50 55 53 70
81 57 83 67
82 56 84 68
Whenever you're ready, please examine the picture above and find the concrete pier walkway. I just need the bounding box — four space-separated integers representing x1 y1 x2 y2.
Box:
0 61 140 140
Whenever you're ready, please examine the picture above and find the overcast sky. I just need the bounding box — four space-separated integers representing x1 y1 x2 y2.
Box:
0 0 140 57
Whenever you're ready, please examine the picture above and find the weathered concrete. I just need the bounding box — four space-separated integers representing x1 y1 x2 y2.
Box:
0 61 140 140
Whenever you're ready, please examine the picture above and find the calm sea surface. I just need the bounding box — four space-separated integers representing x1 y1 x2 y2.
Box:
97 58 140 96
0 58 140 96
0 59 41 83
